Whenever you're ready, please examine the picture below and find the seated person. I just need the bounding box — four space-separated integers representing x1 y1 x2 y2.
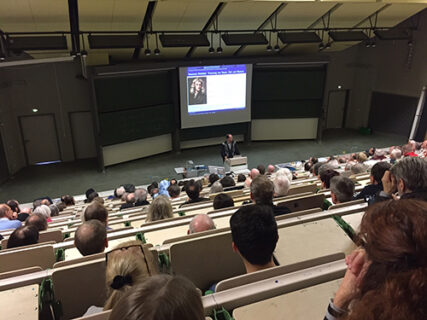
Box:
180 180 209 206
120 193 136 210
320 169 340 189
273 175 291 198
84 240 159 316
167 184 181 200
350 163 366 176
146 195 173 222
402 143 418 157
330 176 355 204
114 186 126 199
325 199 426 320
158 180 170 197
49 204 60 217
220 176 236 188
7 225 39 249
61 195 75 207
147 182 159 199
134 188 150 206
267 164 275 175
33 205 52 222
84 202 110 228
257 164 266 175
25 213 48 231
170 178 177 185
213 193 234 210
74 220 108 256
237 174 246 183
354 161 391 202
251 175 291 216
109 275 204 320
390 148 402 164
84 188 96 203
230 205 278 273
209 181 223 194
208 173 220 187
0 204 22 231
6 199 20 219
188 214 216 234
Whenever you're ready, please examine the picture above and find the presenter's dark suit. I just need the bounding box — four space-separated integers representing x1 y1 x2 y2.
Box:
221 141 240 162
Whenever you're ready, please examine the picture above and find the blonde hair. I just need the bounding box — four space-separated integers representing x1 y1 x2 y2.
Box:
103 240 158 310
146 195 173 222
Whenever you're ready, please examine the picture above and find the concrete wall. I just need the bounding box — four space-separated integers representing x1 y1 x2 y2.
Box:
324 9 427 129
0 60 92 174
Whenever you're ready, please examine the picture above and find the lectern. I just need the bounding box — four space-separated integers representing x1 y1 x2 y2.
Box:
224 156 248 173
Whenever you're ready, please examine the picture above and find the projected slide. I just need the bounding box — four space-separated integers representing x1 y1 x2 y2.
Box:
186 65 247 115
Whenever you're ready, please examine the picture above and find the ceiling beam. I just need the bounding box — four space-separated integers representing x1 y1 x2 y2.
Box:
185 2 226 58
233 2 287 57
67 0 80 53
280 3 342 54
133 1 157 59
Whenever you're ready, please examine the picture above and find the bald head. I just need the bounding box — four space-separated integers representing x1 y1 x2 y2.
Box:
250 168 260 179
126 193 136 204
0 204 13 219
74 220 107 256
267 165 275 174
26 213 48 231
188 214 216 234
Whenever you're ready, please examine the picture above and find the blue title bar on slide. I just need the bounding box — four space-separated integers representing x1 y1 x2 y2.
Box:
187 64 246 77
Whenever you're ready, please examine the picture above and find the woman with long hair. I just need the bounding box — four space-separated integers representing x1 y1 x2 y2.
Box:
146 195 173 222
326 199 427 320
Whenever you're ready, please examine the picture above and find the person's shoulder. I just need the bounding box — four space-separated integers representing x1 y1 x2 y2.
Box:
11 220 22 228
272 205 291 216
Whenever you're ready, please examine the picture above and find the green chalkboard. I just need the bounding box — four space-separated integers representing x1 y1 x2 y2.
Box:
99 104 174 146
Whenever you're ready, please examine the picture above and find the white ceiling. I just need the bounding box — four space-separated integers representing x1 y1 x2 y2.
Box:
0 0 425 62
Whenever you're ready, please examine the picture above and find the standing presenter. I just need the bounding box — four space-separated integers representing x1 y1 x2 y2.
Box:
221 134 240 162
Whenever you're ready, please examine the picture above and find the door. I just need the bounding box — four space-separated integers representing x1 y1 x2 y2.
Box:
326 90 349 129
19 114 61 165
69 111 97 159
0 129 9 183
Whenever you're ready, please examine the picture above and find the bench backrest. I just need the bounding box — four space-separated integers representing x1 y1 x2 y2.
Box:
0 244 56 273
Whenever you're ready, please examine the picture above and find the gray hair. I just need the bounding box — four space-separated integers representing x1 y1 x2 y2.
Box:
115 186 126 198
330 176 355 203
318 164 335 177
209 181 223 194
33 205 51 219
390 157 427 192
189 214 216 234
275 168 293 182
49 204 59 217
134 188 148 202
351 163 366 174
391 148 402 160
146 195 173 222
273 175 290 197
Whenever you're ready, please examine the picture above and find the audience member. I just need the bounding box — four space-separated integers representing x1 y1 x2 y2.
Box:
267 164 275 175
373 149 386 160
220 176 236 188
311 162 325 176
87 191 100 203
74 220 108 256
213 193 234 210
230 205 278 273
120 192 128 202
250 168 260 180
7 225 39 249
17 207 31 222
49 204 60 217
181 180 209 206
61 195 75 206
273 175 290 197
188 214 216 234
120 193 136 210
209 181 223 194
357 152 368 163
390 148 402 164
330 176 355 204
250 175 290 216
147 182 159 198
354 162 391 202
25 213 48 231
170 178 177 185
84 202 109 227
167 184 180 199
379 156 427 201
146 195 173 222
6 199 20 215
114 186 126 199
122 184 136 193
350 163 366 175
33 204 51 222
84 188 96 203
158 180 170 197
134 188 150 206
320 170 340 189
92 196 105 205
402 143 418 157
237 174 246 183
257 164 266 175
109 275 204 320
275 168 293 182
326 200 427 320
32 199 42 210
304 161 313 172
208 173 220 186
317 164 335 179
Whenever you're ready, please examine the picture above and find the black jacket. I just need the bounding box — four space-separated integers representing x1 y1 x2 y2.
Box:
354 184 382 202
221 141 240 162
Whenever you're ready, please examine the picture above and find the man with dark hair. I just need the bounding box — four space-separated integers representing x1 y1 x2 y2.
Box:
87 192 99 203
147 182 159 198
354 162 391 202
250 176 290 216
0 204 22 231
213 193 235 210
237 174 246 183
181 180 209 206
61 195 75 206
320 170 340 189
220 176 236 188
84 188 96 203
208 174 220 186
74 220 108 256
330 176 355 204
84 202 109 227
25 213 48 231
230 205 278 273
7 226 39 249
168 184 181 199
220 134 240 162
311 162 325 177
256 164 266 175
